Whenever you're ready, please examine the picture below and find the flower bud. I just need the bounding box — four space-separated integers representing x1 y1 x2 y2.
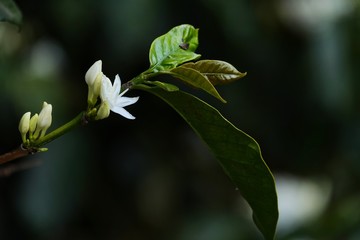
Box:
85 60 103 107
37 102 52 137
19 112 31 143
85 60 102 86
96 101 110 120
29 113 39 135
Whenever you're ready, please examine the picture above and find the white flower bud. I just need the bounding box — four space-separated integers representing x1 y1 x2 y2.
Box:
37 102 52 137
85 60 102 86
19 112 31 143
29 113 38 135
86 60 103 107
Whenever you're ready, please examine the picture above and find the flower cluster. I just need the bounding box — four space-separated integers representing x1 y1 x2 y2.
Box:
18 102 52 144
17 61 138 148
85 60 139 120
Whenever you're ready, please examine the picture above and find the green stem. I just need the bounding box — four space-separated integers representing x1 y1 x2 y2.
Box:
130 70 161 85
33 111 86 147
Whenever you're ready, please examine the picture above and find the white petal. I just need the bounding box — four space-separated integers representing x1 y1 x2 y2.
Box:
113 75 122 94
115 96 139 107
111 107 136 119
100 74 112 101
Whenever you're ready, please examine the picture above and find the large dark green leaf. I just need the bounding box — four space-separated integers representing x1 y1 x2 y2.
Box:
135 85 278 240
182 60 247 85
0 0 22 26
149 24 201 71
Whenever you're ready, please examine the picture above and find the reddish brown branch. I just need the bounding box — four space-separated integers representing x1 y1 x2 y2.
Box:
0 145 35 165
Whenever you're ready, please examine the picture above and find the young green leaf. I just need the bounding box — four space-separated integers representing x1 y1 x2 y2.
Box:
0 0 22 26
135 85 278 240
149 24 201 72
182 60 247 85
169 66 226 103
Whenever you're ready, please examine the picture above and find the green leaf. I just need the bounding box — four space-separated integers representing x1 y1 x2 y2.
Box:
182 60 247 85
0 0 22 26
135 85 278 240
169 66 226 103
149 24 201 71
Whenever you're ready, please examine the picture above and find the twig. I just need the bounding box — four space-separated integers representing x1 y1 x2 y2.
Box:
0 145 35 165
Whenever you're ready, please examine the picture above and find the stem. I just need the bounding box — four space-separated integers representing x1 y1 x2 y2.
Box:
129 70 161 86
33 111 86 147
0 145 32 164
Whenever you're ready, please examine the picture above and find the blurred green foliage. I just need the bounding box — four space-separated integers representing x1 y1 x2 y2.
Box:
0 0 22 26
1 0 360 239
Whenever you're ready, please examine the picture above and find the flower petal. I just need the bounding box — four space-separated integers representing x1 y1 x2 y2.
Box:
113 75 122 94
100 74 113 102
115 96 139 107
111 106 136 120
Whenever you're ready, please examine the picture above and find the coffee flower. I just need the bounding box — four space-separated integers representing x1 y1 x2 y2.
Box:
96 74 139 120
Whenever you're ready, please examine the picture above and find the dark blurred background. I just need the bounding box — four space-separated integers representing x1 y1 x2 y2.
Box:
1 0 360 239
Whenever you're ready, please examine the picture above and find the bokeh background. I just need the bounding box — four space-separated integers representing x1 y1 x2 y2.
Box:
1 0 360 239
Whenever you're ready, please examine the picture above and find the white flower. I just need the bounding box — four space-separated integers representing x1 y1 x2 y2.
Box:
97 74 139 120
85 60 103 107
